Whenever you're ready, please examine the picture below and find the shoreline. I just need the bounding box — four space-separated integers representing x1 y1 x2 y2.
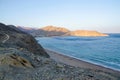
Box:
45 48 120 75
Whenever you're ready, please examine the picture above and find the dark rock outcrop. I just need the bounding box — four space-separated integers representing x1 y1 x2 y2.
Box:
0 23 49 57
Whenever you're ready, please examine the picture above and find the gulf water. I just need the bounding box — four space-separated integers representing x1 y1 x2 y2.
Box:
36 33 120 71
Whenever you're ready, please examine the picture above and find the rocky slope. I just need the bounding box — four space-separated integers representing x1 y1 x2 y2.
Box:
64 30 108 36
0 23 49 57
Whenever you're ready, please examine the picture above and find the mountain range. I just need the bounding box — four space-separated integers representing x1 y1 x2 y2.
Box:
18 26 108 37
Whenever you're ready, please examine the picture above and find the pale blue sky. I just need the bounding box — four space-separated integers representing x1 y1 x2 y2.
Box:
0 0 120 33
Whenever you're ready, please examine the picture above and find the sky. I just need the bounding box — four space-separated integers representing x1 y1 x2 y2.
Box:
0 0 120 33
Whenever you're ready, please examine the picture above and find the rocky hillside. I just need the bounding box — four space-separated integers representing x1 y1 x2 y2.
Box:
64 30 108 36
0 23 49 57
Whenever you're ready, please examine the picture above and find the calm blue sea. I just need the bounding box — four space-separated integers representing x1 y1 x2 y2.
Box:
36 33 120 71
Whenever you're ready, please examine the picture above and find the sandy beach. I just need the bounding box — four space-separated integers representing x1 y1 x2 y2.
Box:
45 49 120 75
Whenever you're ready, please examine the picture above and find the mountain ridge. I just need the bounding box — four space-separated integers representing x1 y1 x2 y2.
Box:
18 25 108 37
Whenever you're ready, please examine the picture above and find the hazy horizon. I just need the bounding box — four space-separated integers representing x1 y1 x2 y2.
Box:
0 0 120 33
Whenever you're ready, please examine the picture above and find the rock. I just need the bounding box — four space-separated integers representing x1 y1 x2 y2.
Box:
56 63 64 68
0 53 33 68
87 74 94 78
44 60 50 64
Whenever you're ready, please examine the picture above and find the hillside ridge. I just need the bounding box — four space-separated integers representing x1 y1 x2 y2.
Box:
18 25 108 37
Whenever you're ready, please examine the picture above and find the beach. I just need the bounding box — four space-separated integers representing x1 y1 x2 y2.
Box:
45 49 120 75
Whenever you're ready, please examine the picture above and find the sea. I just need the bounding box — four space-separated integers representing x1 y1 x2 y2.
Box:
36 33 120 71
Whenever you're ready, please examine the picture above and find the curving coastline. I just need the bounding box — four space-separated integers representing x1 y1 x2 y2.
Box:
45 49 120 75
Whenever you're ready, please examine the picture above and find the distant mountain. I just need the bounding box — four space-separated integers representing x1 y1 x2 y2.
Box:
31 26 70 37
41 26 70 32
64 30 108 37
17 26 37 33
17 25 108 37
